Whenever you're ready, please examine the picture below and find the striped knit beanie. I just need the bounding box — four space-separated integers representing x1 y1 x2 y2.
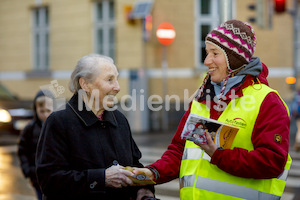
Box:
205 19 256 70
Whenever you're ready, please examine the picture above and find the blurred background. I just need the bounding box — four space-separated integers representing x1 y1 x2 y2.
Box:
0 0 299 133
1 0 300 199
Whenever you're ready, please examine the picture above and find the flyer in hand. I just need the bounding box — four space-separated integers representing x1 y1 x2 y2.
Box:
128 173 156 185
124 166 156 185
181 113 239 149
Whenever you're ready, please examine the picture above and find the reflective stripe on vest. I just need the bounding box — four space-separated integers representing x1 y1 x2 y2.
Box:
179 84 292 200
181 148 290 182
180 175 280 200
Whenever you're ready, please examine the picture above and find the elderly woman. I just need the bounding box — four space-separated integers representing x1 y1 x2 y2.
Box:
134 19 291 200
36 54 155 200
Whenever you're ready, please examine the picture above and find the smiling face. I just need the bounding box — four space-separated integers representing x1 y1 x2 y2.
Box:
204 42 229 83
93 64 120 110
80 63 120 113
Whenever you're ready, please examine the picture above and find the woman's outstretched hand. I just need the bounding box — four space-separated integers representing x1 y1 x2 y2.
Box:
133 168 154 179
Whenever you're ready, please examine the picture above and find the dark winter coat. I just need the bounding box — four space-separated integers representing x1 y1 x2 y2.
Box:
18 120 42 188
18 90 48 188
36 94 152 200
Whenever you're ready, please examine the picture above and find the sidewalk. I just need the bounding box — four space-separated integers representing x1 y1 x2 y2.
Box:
0 131 176 200
1 130 299 200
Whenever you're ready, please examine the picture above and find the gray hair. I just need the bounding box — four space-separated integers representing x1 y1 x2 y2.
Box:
69 54 114 94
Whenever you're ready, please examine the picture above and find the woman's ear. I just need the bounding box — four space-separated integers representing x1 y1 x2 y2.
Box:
79 77 90 93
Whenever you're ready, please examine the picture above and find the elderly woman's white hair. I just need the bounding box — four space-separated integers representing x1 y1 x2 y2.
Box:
69 54 114 94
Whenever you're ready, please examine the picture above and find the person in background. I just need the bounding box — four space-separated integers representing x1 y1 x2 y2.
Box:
18 90 54 200
133 19 291 200
35 54 156 200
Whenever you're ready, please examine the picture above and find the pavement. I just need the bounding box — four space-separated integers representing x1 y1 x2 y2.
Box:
0 130 176 200
134 130 300 200
0 130 300 200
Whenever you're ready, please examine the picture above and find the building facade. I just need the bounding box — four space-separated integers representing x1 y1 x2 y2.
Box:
0 0 296 131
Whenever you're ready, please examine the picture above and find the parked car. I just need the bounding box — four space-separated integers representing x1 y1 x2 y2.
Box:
0 83 33 134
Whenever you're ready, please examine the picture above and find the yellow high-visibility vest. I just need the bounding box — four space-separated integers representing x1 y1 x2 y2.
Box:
179 84 292 200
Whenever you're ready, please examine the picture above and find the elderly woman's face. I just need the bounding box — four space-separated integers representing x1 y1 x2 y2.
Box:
89 63 120 109
204 43 228 83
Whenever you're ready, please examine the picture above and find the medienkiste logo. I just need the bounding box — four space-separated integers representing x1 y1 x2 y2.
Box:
225 118 247 129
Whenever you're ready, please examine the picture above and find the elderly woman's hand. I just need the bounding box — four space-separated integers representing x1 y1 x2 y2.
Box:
195 132 218 157
105 165 134 188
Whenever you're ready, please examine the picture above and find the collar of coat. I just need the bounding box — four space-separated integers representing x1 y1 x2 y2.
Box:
67 94 118 127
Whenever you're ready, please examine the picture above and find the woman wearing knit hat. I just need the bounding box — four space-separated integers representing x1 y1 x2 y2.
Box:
132 19 291 200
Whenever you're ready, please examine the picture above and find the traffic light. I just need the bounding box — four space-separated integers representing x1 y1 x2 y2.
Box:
145 15 152 32
274 0 286 13
285 76 296 91
143 15 152 41
124 5 135 24
286 76 296 85
247 4 256 23
247 2 265 27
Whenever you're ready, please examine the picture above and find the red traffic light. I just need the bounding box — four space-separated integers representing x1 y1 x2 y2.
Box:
274 0 286 13
145 15 152 31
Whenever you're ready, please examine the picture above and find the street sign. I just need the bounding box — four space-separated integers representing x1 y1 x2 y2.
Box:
156 22 176 45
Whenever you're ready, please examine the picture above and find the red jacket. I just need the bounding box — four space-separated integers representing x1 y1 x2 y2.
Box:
148 63 290 184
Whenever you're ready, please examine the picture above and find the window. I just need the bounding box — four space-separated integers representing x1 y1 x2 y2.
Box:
94 1 115 60
33 7 49 71
195 0 219 69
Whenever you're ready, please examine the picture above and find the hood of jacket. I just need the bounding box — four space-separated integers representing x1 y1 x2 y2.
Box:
236 56 262 77
237 56 269 86
212 57 268 98
32 90 46 125
32 89 55 125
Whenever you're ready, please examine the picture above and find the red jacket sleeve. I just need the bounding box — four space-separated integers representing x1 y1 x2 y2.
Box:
147 106 190 184
211 92 290 179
